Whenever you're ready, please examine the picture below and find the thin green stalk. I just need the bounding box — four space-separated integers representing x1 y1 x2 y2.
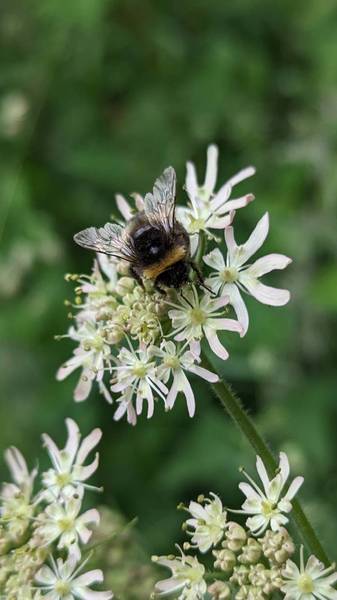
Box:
201 353 330 566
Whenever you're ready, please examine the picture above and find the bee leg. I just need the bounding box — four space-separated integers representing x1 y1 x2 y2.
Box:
130 267 145 289
190 262 216 297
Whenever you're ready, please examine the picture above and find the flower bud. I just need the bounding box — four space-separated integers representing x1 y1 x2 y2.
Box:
230 564 249 586
116 276 135 296
259 527 295 565
238 538 262 565
225 521 247 551
213 548 236 572
208 580 231 599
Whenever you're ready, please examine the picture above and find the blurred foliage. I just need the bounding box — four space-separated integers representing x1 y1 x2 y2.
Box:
0 0 337 595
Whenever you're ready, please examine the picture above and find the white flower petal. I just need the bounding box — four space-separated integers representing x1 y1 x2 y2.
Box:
224 283 249 336
246 253 292 277
235 212 269 266
240 274 291 306
203 248 226 272
116 193 133 221
204 328 229 361
284 476 304 501
226 165 256 187
204 144 218 194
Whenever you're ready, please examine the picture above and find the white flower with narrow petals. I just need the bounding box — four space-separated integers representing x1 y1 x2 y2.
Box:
237 452 304 536
1 447 37 541
56 321 111 402
167 286 243 361
35 556 113 599
282 546 337 600
42 418 102 500
185 493 227 553
115 192 144 221
151 341 218 417
34 495 100 561
111 344 168 424
184 144 255 236
152 548 206 599
204 212 292 335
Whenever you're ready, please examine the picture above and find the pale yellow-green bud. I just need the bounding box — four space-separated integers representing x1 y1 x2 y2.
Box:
259 527 295 565
238 538 262 565
213 548 236 572
235 584 249 600
208 580 231 599
248 563 267 587
230 564 249 586
116 276 135 296
224 521 247 551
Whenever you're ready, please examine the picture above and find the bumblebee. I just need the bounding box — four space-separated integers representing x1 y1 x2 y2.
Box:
74 167 196 291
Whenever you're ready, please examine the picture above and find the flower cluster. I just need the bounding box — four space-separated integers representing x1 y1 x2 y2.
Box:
152 452 337 600
0 418 112 600
57 145 291 423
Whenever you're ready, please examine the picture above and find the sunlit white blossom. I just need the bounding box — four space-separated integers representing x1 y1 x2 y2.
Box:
152 341 218 417
237 452 304 535
168 286 243 361
184 144 255 235
152 547 206 599
35 556 113 599
42 418 102 499
184 493 227 552
111 343 168 424
282 546 337 600
34 495 100 561
204 212 291 334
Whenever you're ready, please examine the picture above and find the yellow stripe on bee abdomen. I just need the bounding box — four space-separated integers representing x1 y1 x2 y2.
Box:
143 246 187 279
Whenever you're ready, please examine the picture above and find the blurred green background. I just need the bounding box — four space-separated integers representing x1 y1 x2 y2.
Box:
1 0 337 596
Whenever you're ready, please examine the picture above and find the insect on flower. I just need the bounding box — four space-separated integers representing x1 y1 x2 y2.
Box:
74 168 205 292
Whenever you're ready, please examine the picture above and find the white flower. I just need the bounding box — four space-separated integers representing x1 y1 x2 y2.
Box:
115 192 144 221
0 447 37 541
35 556 113 599
185 493 227 553
184 144 255 235
34 495 100 561
237 452 304 535
111 343 168 423
152 341 218 417
42 418 102 500
204 212 291 335
56 321 111 402
152 548 206 599
3 446 37 499
282 546 337 600
168 286 243 361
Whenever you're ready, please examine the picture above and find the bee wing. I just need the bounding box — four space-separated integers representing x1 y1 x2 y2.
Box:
73 222 137 263
144 166 176 233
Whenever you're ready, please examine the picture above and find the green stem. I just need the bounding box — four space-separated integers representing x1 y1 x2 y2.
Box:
202 353 330 566
195 230 207 267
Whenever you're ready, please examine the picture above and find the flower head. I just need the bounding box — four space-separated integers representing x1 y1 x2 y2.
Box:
34 495 100 561
237 452 304 535
152 547 206 599
35 556 113 599
184 144 255 236
184 493 227 553
152 341 218 417
111 343 168 424
41 418 102 500
204 212 291 334
168 286 243 361
282 547 337 600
